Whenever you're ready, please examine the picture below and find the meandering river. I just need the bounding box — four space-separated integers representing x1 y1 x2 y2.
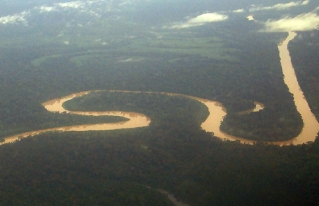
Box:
1 32 318 147
278 32 319 144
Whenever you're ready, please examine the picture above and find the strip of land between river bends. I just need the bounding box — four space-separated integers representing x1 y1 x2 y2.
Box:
1 32 319 146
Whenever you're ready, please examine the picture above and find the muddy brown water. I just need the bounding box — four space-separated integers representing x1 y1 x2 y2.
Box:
1 32 318 146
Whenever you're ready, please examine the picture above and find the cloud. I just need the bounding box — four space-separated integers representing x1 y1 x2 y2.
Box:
118 0 135 7
233 9 245 13
57 1 85 9
168 13 228 29
36 1 87 12
247 15 255 21
34 1 107 14
263 12 319 32
302 0 311 5
250 0 310 12
37 6 56 13
36 1 108 17
0 1 106 26
0 12 29 25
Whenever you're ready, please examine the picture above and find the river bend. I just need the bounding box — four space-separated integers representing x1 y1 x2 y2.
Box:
1 32 318 146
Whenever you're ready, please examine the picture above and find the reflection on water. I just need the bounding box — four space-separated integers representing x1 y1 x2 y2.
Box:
1 32 318 146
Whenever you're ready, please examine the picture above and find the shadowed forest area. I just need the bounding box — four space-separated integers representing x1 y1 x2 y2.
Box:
1 128 319 205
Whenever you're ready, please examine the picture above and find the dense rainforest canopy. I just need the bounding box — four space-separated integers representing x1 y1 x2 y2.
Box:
1 0 319 205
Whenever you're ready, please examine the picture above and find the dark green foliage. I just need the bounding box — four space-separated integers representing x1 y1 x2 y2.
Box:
64 91 208 130
0 13 314 205
290 30 319 122
0 31 302 141
0 130 319 205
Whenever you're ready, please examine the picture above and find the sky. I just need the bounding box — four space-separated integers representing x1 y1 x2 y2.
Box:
165 0 319 31
0 0 318 32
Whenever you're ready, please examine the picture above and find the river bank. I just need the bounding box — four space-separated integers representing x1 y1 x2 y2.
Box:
1 33 318 146
278 32 319 144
